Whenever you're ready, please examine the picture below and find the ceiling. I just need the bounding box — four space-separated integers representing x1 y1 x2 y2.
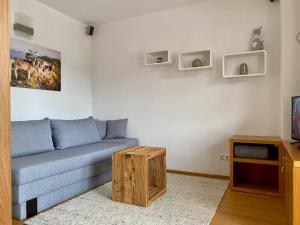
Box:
37 0 204 24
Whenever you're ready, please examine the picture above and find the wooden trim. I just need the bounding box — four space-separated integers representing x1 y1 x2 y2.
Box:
230 141 234 190
0 0 11 225
230 135 282 145
230 186 281 197
293 167 300 224
233 157 279 165
278 144 284 198
282 141 300 168
167 169 229 180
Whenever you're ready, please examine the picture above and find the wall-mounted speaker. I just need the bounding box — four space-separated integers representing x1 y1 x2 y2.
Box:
14 13 34 36
86 25 94 36
13 23 34 35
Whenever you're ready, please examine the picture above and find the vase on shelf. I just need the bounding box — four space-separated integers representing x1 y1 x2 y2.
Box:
156 57 163 63
240 63 248 75
192 58 202 67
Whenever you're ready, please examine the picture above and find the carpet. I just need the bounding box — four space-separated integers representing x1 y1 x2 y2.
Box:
25 174 228 225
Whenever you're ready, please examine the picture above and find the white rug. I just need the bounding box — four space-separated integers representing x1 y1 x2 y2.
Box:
25 174 228 225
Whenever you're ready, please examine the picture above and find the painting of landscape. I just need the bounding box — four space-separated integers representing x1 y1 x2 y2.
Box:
10 39 61 91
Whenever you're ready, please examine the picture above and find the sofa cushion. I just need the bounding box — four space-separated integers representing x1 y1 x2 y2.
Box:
105 118 128 139
11 119 54 157
12 142 128 185
12 171 112 220
101 138 139 148
51 117 101 150
12 159 112 203
95 119 107 139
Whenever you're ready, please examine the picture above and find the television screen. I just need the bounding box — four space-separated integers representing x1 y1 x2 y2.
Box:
292 96 300 140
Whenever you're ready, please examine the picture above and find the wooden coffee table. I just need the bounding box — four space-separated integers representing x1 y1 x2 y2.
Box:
112 146 166 207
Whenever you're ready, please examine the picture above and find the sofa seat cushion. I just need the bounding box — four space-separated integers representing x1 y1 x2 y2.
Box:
12 142 126 185
101 138 139 148
12 159 112 203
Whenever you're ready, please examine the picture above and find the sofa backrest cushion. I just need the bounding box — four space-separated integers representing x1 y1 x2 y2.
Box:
12 119 54 157
94 119 107 139
51 117 101 150
105 118 128 139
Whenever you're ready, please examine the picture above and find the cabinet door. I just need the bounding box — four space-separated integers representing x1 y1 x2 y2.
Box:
285 154 293 225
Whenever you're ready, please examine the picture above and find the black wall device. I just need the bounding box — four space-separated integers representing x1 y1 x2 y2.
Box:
86 25 94 36
13 23 34 36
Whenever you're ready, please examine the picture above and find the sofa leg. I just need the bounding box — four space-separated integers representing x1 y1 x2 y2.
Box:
26 198 37 218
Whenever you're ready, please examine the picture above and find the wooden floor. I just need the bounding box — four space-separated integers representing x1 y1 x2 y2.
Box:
13 189 288 225
12 219 22 225
210 190 288 225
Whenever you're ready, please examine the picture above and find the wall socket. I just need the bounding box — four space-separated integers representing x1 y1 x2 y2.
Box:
219 154 229 161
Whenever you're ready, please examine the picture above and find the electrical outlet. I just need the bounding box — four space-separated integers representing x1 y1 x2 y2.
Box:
224 154 229 161
219 154 229 161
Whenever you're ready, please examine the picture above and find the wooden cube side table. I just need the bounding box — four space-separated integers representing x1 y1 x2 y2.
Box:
112 146 166 207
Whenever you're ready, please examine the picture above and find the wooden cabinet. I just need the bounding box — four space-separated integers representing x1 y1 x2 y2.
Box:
282 141 300 225
229 137 300 224
230 135 283 197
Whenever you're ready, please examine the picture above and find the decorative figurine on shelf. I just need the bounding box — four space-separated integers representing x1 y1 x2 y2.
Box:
157 57 163 63
192 58 202 67
251 26 264 51
240 63 248 75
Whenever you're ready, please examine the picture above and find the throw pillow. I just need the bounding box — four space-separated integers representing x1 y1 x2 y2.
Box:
105 118 128 139
11 119 54 157
51 116 101 150
94 119 107 139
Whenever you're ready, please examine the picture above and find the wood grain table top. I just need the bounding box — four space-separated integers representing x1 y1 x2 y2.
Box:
230 135 282 145
115 146 166 159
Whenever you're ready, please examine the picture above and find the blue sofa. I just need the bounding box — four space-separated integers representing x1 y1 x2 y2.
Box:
11 117 139 220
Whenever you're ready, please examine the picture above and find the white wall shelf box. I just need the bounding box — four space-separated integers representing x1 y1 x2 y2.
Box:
179 50 213 71
144 50 172 66
223 50 267 78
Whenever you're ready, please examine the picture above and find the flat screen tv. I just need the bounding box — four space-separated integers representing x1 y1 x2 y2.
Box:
292 96 300 141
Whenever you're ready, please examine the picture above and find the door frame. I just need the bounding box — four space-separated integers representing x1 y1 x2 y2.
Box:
0 0 12 224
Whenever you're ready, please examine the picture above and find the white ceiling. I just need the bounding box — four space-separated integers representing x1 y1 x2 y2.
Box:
37 0 204 24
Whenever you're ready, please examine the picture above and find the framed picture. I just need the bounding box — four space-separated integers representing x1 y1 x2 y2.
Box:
10 39 61 91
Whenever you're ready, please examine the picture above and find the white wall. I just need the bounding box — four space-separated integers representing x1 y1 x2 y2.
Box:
92 0 281 175
280 0 300 139
10 0 92 121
